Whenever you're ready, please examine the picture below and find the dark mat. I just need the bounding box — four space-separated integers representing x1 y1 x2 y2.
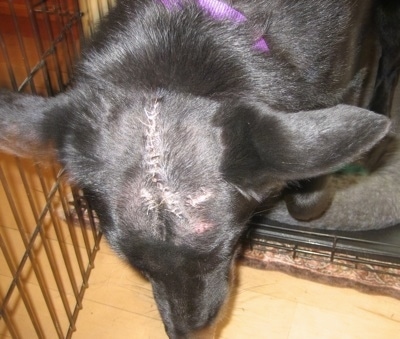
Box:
241 216 400 299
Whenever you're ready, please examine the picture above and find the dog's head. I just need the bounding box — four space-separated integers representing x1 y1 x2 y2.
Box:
0 86 390 337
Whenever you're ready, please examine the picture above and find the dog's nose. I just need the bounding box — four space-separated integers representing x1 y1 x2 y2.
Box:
189 324 216 339
166 323 216 339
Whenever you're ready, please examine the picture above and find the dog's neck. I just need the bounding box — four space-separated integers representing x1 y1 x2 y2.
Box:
160 0 269 52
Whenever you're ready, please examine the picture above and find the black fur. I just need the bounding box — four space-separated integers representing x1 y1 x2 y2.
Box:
0 0 396 337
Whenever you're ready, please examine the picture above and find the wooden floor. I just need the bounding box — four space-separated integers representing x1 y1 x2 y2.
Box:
73 239 400 339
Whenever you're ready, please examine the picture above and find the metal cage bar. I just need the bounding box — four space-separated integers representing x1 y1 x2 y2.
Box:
0 0 114 337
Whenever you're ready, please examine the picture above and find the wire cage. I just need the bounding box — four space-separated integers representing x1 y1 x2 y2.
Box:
0 1 114 338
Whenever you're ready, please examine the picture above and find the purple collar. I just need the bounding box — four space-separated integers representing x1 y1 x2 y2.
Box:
160 0 269 53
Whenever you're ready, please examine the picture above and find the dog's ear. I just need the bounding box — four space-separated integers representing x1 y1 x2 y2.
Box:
216 103 391 198
0 89 71 158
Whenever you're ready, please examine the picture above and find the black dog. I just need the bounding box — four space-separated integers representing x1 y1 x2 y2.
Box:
0 0 396 337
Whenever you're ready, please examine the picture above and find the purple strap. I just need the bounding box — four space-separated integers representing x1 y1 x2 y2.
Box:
160 0 269 53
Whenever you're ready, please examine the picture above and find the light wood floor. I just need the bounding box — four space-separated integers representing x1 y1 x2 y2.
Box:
73 239 400 339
